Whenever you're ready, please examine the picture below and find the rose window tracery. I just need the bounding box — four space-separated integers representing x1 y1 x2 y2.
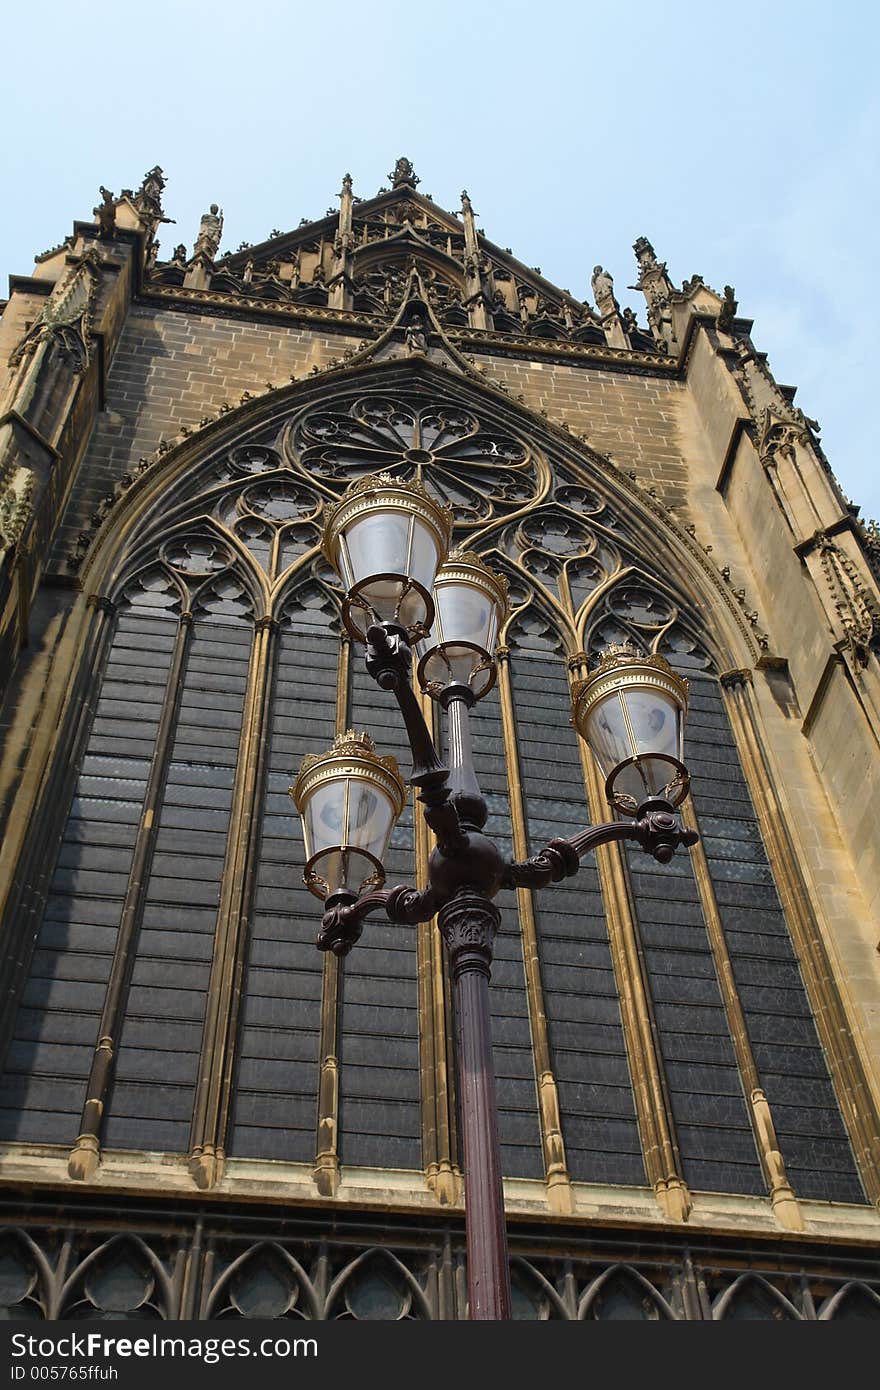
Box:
292 396 540 525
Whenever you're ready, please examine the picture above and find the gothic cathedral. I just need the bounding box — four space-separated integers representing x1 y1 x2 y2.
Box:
0 159 877 1320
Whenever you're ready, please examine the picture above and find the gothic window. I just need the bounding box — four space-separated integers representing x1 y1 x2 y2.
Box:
0 381 869 1215
504 623 644 1186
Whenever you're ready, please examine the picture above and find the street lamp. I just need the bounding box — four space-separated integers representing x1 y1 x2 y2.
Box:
292 474 699 1320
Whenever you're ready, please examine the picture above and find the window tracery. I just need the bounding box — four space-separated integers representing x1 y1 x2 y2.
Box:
291 395 541 524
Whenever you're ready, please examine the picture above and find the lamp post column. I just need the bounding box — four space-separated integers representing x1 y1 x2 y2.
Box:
438 890 511 1320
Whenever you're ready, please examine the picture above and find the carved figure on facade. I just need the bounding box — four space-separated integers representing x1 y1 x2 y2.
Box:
389 157 419 189
404 313 429 355
717 285 738 332
194 204 224 261
621 307 639 335
93 187 117 240
591 265 618 317
135 166 166 221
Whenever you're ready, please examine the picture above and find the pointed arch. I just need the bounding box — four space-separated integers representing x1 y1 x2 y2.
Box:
713 1272 802 1321
74 353 757 681
509 1257 569 1320
58 1234 176 1320
818 1281 880 1320
579 567 719 671
578 1263 676 1320
203 1241 320 1320
0 1227 54 1319
325 1247 431 1321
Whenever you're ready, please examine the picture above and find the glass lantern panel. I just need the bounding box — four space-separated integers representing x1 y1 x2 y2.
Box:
436 584 496 652
344 511 413 587
585 691 634 777
622 687 682 762
408 522 443 595
317 847 376 897
303 781 346 858
345 777 397 860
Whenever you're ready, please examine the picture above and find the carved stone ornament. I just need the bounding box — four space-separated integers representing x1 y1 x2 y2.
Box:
818 533 880 666
0 466 35 554
9 246 102 373
389 157 420 189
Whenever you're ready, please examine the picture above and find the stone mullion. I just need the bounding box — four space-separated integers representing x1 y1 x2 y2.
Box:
496 648 574 1214
417 679 458 1205
679 796 804 1230
569 655 691 1222
721 669 880 1207
68 609 193 1181
313 635 351 1197
189 616 277 1190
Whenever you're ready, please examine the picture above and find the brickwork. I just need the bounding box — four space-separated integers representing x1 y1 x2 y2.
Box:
474 354 690 507
49 306 364 567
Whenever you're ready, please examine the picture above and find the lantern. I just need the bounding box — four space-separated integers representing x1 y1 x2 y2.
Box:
322 473 453 642
292 731 407 900
416 550 509 700
571 645 689 814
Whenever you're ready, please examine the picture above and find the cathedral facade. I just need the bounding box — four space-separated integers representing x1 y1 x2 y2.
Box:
0 158 877 1320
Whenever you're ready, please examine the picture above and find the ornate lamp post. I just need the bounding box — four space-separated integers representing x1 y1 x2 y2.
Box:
292 474 699 1320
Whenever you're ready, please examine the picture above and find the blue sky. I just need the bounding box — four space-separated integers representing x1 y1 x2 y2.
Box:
2 1 877 519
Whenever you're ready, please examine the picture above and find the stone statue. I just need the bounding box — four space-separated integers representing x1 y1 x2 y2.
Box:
405 314 428 355
133 167 171 243
171 244 188 265
94 188 116 240
717 285 738 332
591 264 618 316
194 204 224 260
622 307 639 334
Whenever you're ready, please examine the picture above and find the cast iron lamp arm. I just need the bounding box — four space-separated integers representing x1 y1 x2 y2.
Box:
502 800 699 890
364 621 466 852
317 882 438 957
